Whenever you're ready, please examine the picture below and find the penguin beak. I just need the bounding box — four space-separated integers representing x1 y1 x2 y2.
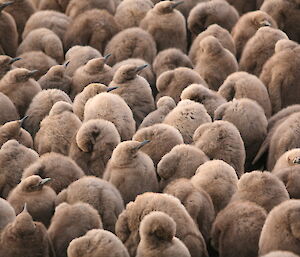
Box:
39 178 52 186
293 157 300 164
27 70 38 78
9 57 21 64
64 60 70 68
19 115 28 128
107 86 118 92
260 20 271 27
135 64 148 73
0 1 14 12
103 54 111 64
171 1 184 9
136 140 151 150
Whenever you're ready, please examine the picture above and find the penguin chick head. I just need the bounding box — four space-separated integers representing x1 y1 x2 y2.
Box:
47 64 67 78
11 68 38 83
85 54 111 73
140 211 176 242
0 116 27 139
157 96 176 110
252 12 272 28
275 39 299 53
154 0 183 14
181 84 210 103
13 204 36 236
20 175 52 192
0 56 21 70
0 1 14 12
49 101 73 116
113 64 148 83
199 36 223 55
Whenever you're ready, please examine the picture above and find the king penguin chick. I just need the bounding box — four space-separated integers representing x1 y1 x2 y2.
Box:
34 101 82 156
272 149 300 173
140 0 187 53
0 198 15 231
103 140 158 204
0 55 21 80
0 92 19 125
69 119 120 178
7 175 57 227
226 0 263 15
261 252 300 257
38 0 70 12
136 211 191 257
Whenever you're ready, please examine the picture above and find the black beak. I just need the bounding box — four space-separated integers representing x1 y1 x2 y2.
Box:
136 140 151 150
9 57 21 64
260 20 271 27
293 157 300 164
107 86 118 92
64 60 70 67
103 54 111 63
135 64 148 73
27 70 38 78
171 0 184 9
19 115 28 128
0 1 14 12
39 178 51 186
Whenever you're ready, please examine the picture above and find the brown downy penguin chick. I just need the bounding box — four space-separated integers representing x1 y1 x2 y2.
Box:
260 0 300 42
0 68 41 116
156 67 207 104
69 119 120 178
231 171 289 212
104 27 157 67
0 205 55 257
0 2 18 57
140 1 187 53
0 93 19 125
48 202 102 257
260 43 300 114
0 140 39 198
158 144 209 190
211 201 267 257
136 211 191 257
193 120 245 177
64 9 119 54
225 0 263 15
272 149 300 173
114 0 153 30
189 24 236 65
17 28 64 64
153 48 193 78
0 198 15 231
139 96 176 129
214 98 268 171
191 160 238 213
109 64 155 127
187 0 239 37
67 228 130 257
103 140 158 204
7 175 57 227
56 176 124 232
218 71 272 118
194 36 238 91
22 152 84 194
261 252 300 257
163 99 212 144
239 27 288 76
259 199 300 255
0 55 21 79
164 179 215 243
231 10 277 60
181 84 227 119
84 92 136 141
34 101 82 155
38 0 70 12
132 123 184 166
24 89 71 138
71 56 113 99
116 192 208 257
22 10 71 42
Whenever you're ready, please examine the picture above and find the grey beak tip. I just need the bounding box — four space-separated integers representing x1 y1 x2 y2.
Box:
9 57 21 64
19 115 28 127
107 86 118 92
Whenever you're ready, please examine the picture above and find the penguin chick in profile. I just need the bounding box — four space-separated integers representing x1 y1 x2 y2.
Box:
0 68 41 116
34 101 82 156
0 205 55 257
109 64 155 127
22 152 84 194
68 228 130 257
181 84 226 118
0 140 39 198
158 144 209 190
163 99 212 144
211 201 267 257
231 171 289 212
193 120 245 177
104 140 158 204
136 211 191 257
0 92 19 125
0 55 21 80
69 119 120 178
140 0 187 53
139 96 176 129
272 149 300 173
195 36 238 91
7 175 56 227
48 202 102 257
0 197 15 231
259 199 300 255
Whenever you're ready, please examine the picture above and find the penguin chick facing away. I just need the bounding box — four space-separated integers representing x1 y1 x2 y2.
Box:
68 229 130 257
0 198 15 231
163 99 212 144
164 178 215 244
211 201 267 257
0 205 55 257
34 101 82 156
56 176 124 232
22 152 84 194
226 0 263 15
133 123 184 166
158 144 209 190
84 92 136 141
259 199 300 255
191 160 238 213
272 149 300 173
0 55 21 80
7 175 56 227
193 120 245 177
140 0 187 53
69 119 120 178
0 92 19 125
136 211 191 257
48 202 102 257
230 171 290 212
103 140 158 204
0 140 39 199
